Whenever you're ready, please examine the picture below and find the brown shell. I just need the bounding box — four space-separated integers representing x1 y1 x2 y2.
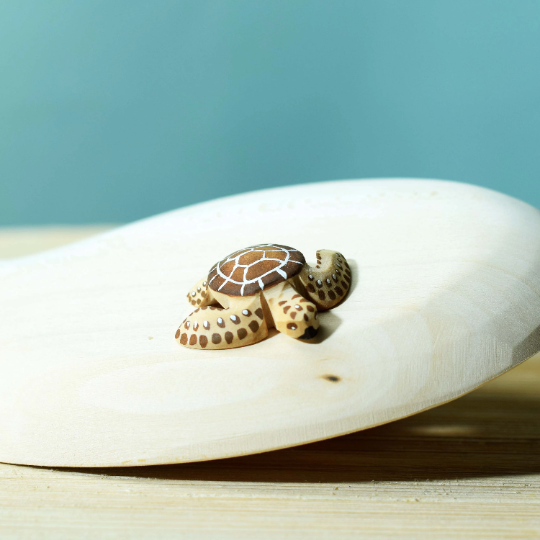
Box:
207 244 305 296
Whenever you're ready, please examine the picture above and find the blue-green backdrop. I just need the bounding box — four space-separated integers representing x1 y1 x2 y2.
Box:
1 0 539 225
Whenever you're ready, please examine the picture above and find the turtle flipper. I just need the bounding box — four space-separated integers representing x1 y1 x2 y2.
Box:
176 296 268 350
186 277 218 308
296 250 351 310
264 281 319 341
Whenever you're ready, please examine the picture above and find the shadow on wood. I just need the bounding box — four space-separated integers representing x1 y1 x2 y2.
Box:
54 390 540 483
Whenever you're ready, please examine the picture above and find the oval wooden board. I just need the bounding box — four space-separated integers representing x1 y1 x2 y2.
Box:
1 179 540 467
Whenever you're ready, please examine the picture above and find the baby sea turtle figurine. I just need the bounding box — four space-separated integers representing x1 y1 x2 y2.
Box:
176 244 351 350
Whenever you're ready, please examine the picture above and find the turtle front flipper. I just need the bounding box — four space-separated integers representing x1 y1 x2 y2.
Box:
296 250 351 310
186 277 218 308
264 281 319 341
176 295 268 350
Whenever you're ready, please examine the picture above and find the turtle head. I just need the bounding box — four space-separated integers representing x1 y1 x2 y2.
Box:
273 300 320 341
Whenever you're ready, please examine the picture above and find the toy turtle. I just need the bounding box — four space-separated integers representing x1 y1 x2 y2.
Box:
175 244 351 350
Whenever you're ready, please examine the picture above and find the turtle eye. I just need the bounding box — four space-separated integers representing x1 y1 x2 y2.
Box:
298 326 318 340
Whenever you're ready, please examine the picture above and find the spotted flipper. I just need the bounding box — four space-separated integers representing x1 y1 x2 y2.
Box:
186 277 218 308
296 250 351 310
176 297 268 350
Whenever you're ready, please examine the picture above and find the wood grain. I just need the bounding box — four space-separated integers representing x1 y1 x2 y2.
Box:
0 225 538 538
0 356 539 538
1 180 540 468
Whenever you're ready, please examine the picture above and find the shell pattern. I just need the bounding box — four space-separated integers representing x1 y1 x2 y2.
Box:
207 243 305 296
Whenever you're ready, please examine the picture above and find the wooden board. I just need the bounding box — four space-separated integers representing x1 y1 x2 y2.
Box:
1 179 540 468
0 225 113 260
0 224 538 539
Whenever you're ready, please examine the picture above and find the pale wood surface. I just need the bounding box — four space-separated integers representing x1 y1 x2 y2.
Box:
0 225 539 538
0 225 114 260
2 180 540 469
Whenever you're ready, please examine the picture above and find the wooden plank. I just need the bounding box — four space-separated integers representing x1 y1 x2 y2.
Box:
0 225 114 260
0 226 540 539
2 180 540 469
0 355 538 538
0 222 539 538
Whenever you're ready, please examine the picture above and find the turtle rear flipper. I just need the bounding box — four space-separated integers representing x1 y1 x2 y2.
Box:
186 277 218 308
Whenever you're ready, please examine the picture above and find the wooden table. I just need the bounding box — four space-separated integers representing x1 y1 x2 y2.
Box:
1 227 539 539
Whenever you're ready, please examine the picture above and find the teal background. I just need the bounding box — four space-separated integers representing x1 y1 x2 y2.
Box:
1 1 539 225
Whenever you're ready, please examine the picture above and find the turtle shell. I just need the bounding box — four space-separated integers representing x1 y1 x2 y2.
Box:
207 244 306 296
